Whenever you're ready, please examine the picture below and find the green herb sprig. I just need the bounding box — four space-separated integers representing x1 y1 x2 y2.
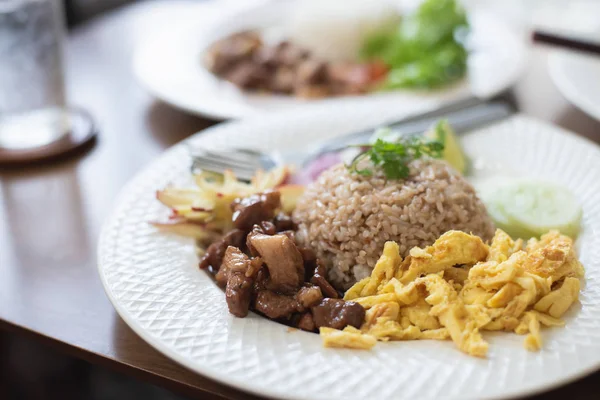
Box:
348 135 445 180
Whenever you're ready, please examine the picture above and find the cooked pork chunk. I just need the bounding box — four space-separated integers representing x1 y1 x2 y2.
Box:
216 245 250 285
254 290 300 319
224 62 270 89
226 273 254 318
231 191 281 231
296 285 323 308
310 260 339 299
248 233 304 293
206 31 262 75
270 67 296 94
221 246 255 317
196 189 367 331
273 212 296 232
259 220 276 235
275 41 309 67
312 298 365 330
206 31 380 98
296 59 326 85
279 230 295 242
297 312 316 332
199 229 245 273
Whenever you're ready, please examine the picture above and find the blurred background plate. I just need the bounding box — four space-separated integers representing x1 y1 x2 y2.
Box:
132 0 527 119
548 51 600 122
532 0 600 121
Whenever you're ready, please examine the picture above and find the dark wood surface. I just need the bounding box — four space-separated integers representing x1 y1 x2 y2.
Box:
0 1 598 399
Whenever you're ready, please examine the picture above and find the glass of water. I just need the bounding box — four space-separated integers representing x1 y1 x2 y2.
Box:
0 0 92 152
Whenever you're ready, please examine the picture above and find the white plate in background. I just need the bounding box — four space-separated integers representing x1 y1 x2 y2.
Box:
549 50 600 121
132 0 527 119
99 101 600 400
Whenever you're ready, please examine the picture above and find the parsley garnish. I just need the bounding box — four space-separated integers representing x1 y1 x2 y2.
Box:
348 134 445 180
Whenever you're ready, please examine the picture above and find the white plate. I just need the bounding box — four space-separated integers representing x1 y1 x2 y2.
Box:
549 50 600 121
98 102 600 400
132 0 526 119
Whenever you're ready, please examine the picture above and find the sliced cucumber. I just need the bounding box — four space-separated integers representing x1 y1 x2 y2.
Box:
480 179 582 239
479 185 537 240
501 181 582 238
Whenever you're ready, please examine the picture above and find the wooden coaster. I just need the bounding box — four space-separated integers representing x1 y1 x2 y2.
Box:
0 108 97 165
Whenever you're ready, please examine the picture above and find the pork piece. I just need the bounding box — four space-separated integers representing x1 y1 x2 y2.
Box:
253 41 305 68
312 298 365 330
294 84 331 99
248 232 304 293
254 45 280 69
279 230 295 242
199 229 245 272
246 224 274 257
273 212 296 232
259 220 276 235
326 63 371 92
207 31 262 74
230 191 281 232
275 41 309 66
296 59 326 85
220 247 254 317
252 265 288 294
296 285 323 308
270 67 296 94
297 312 316 332
246 256 264 279
217 247 261 290
254 290 301 319
310 260 339 299
216 245 248 285
224 62 270 89
226 272 254 318
253 267 270 293
299 247 317 281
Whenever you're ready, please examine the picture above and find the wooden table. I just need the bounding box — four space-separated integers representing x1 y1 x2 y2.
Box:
0 1 598 399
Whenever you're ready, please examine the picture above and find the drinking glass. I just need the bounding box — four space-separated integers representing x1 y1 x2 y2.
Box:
0 0 92 151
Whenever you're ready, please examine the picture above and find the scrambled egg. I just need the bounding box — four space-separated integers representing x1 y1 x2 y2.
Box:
322 229 584 357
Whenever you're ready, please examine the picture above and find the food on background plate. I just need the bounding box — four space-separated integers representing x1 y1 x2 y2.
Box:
288 0 401 63
361 0 469 90
205 31 388 98
153 118 584 357
205 0 468 98
324 229 584 356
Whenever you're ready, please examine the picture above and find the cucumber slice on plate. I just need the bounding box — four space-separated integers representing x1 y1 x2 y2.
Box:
502 180 582 238
483 194 537 240
481 179 582 239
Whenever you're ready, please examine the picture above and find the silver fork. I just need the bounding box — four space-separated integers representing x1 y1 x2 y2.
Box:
189 97 514 180
189 147 279 181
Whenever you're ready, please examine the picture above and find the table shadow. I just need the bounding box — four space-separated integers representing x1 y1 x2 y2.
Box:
144 101 219 149
554 106 600 143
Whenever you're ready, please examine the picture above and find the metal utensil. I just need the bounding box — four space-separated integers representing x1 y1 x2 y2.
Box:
189 97 515 180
